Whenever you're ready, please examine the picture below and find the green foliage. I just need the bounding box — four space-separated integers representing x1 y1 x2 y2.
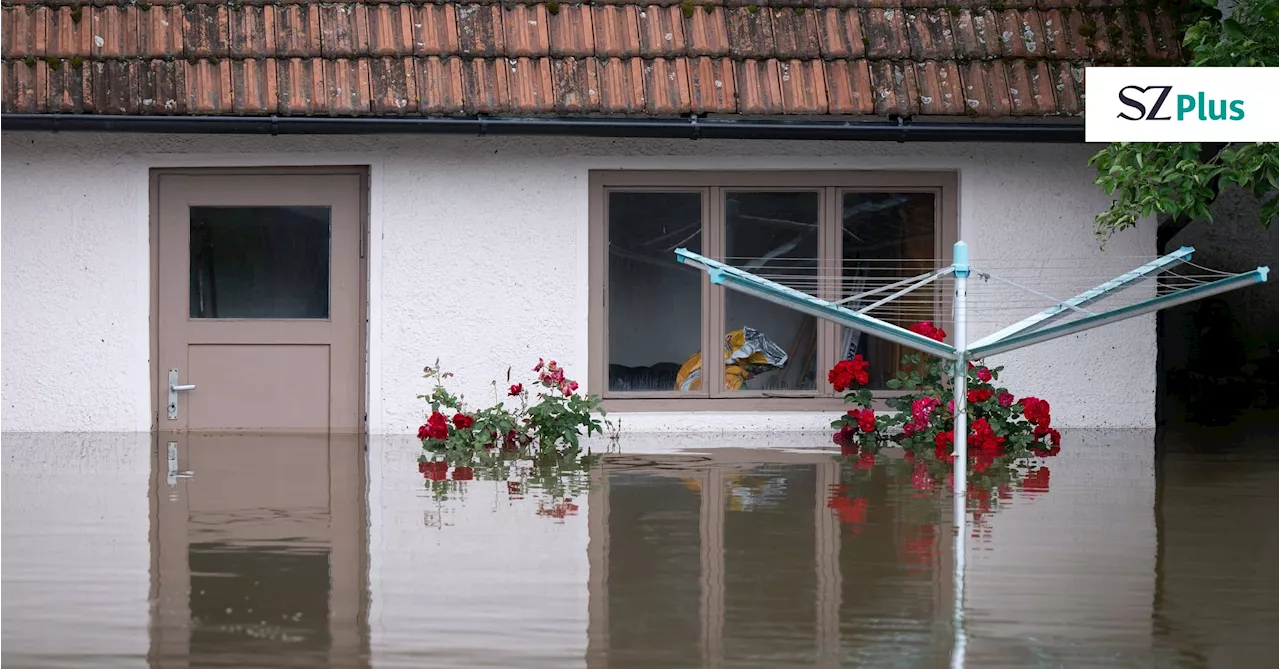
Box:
1090 0 1279 244
417 358 609 462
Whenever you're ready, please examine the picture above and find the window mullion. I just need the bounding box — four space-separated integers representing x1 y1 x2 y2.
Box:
818 187 838 395
706 186 724 399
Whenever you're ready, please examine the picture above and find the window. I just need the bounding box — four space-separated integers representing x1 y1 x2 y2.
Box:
589 171 957 410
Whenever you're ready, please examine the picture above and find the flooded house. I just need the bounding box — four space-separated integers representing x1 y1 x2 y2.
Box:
0 0 1182 436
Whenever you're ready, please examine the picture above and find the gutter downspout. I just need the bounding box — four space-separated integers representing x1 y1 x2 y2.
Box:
1 113 1086 143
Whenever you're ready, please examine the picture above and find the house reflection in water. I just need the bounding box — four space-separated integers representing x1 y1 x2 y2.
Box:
585 450 954 669
149 434 370 668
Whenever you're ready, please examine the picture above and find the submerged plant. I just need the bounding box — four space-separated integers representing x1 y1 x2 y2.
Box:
415 359 610 516
828 320 1061 497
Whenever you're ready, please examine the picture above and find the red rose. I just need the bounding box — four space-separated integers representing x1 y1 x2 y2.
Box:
827 355 870 392
855 409 875 434
975 367 992 382
968 417 1005 456
417 424 430 440
452 466 473 481
508 383 523 396
997 392 1014 407
967 388 994 404
425 411 449 440
908 321 948 342
452 413 476 430
533 358 545 372
1019 397 1052 428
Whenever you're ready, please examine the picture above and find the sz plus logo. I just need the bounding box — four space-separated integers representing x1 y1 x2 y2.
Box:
1116 85 1245 122
1085 67 1280 142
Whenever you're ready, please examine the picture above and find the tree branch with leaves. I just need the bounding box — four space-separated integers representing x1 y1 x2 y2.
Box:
1090 0 1279 246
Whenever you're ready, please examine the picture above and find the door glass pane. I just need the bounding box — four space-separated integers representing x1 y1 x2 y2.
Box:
725 191 819 391
607 192 703 392
190 206 331 319
839 193 937 388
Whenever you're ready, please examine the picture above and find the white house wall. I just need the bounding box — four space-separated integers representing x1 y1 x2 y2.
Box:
0 132 1156 433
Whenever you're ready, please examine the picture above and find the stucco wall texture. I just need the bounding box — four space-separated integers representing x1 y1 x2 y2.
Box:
0 132 1156 433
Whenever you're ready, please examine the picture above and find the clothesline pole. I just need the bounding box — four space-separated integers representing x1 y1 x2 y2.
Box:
950 240 969 669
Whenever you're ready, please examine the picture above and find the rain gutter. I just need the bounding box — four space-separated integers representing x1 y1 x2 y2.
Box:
1 113 1086 143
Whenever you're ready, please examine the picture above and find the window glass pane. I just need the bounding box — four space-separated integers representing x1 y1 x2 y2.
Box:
607 192 703 392
725 192 820 391
839 193 937 388
190 206 331 319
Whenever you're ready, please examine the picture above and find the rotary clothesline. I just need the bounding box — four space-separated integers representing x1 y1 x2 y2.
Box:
674 241 1269 493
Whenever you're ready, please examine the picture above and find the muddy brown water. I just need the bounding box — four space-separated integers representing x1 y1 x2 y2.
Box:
2 427 1275 668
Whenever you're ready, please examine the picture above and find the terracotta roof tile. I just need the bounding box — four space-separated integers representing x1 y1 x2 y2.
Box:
140 59 185 115
1050 61 1084 115
1 0 1185 120
778 59 827 114
592 5 641 58
90 60 141 115
686 5 729 56
185 58 231 114
637 5 686 58
551 56 600 113
1 7 45 59
863 8 910 59
48 59 88 112
817 8 864 60
503 4 550 58
916 60 964 115
726 6 775 59
951 9 998 60
414 4 458 56
643 57 690 114
547 4 594 58
183 4 228 59
319 4 369 58
370 56 417 114
597 56 644 113
367 3 414 58
735 59 783 115
825 59 873 115
276 4 321 59
417 55 466 114
688 56 735 113
325 57 371 115
772 7 821 60
960 60 1012 117
230 6 275 60
456 4 504 58
278 57 326 115
2 59 47 113
508 56 554 113
47 6 90 59
460 57 508 113
869 59 919 116
231 57 278 115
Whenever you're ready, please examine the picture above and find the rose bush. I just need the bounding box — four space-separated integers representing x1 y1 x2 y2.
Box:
415 358 609 520
417 358 610 461
829 321 1061 493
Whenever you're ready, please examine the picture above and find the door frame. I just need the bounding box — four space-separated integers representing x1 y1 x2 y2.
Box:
148 166 371 434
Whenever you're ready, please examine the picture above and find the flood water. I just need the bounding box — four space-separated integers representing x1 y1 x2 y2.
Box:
2 427 1275 668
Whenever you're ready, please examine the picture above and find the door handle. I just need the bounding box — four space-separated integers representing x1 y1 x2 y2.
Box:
167 369 195 420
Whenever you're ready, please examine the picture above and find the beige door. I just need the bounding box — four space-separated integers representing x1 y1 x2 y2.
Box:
155 171 364 433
